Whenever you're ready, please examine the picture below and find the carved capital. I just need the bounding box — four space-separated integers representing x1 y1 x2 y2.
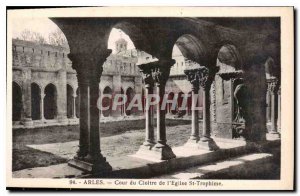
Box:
137 63 155 88
151 59 176 86
195 66 216 91
267 77 279 93
68 49 112 85
184 68 200 90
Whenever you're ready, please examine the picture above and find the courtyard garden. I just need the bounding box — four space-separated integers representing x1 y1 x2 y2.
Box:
12 119 192 171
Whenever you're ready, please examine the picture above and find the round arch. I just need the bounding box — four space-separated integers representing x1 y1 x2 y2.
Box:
102 86 112 117
12 81 22 121
44 83 57 120
105 21 152 54
31 82 41 120
125 87 135 116
216 43 242 71
172 34 207 66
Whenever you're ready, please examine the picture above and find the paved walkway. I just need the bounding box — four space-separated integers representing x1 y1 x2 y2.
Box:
13 134 280 178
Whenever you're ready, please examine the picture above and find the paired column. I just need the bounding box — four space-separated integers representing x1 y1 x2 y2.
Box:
137 64 155 150
151 60 176 159
184 69 200 145
184 66 219 151
67 50 112 174
136 59 176 160
199 68 219 150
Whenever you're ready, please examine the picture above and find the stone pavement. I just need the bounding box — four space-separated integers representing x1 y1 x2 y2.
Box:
13 134 280 179
152 153 277 179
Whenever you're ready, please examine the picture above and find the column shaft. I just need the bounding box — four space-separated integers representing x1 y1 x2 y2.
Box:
271 91 277 132
190 87 200 141
77 82 89 158
144 85 155 145
72 96 76 118
40 93 44 120
266 90 271 122
277 88 281 132
201 88 211 141
156 83 166 145
86 80 101 159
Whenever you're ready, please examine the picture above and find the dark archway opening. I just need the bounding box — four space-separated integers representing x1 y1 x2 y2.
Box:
31 83 41 120
102 86 112 117
44 84 57 120
67 84 74 118
13 82 22 121
125 87 135 116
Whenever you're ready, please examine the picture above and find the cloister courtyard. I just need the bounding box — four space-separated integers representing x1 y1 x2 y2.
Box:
13 119 190 171
12 118 280 179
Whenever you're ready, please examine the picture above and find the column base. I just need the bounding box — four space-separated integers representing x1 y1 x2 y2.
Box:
198 137 219 151
68 154 112 174
269 131 281 138
184 137 200 148
135 141 155 157
23 118 33 128
151 143 176 160
57 116 69 125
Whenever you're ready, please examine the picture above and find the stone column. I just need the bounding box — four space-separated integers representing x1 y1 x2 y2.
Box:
184 68 200 145
198 66 219 151
67 50 112 174
152 59 176 160
40 92 45 121
75 75 89 159
72 94 76 119
268 77 280 137
136 64 155 154
57 69 68 124
22 68 33 128
277 86 281 133
266 90 271 123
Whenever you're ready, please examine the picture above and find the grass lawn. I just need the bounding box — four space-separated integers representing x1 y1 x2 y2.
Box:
13 119 192 171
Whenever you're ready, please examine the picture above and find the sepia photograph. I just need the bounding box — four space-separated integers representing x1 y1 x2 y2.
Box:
6 6 294 190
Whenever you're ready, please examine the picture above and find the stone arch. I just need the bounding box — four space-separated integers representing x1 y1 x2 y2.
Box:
12 81 22 121
102 86 112 117
44 83 57 120
67 84 74 118
217 44 242 71
105 21 152 54
125 87 135 116
264 57 276 79
172 34 207 66
31 82 41 120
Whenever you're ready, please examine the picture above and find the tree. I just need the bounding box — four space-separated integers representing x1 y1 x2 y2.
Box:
18 29 47 44
48 29 68 47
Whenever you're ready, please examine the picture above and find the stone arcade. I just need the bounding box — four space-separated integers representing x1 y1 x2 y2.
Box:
14 17 281 175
